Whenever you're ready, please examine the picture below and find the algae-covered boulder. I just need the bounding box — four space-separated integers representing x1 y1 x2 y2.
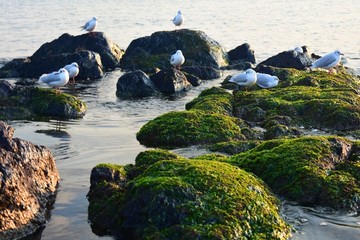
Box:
136 110 246 148
120 29 228 70
228 136 360 212
0 81 87 119
88 154 292 239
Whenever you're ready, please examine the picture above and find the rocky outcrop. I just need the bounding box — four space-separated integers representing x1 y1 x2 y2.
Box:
0 121 59 239
256 46 313 70
0 32 124 80
88 151 292 239
0 80 87 120
120 29 229 70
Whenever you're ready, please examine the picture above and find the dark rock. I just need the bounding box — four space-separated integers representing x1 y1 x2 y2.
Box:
182 72 202 87
228 43 256 64
150 68 192 94
0 32 124 79
0 80 15 98
221 61 255 70
181 66 222 80
31 32 123 70
0 121 59 240
120 29 229 70
256 48 313 70
0 51 103 80
116 70 156 98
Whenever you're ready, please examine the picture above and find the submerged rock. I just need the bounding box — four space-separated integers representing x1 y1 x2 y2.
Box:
88 151 292 239
0 121 59 239
0 81 87 120
0 32 124 80
120 29 229 70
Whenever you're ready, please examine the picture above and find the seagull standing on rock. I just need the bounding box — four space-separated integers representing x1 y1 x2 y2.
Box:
229 69 257 91
172 10 184 30
170 50 185 70
64 62 79 85
309 49 344 72
38 68 69 94
81 16 98 35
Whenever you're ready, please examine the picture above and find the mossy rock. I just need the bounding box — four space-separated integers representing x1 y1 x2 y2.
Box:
210 140 261 155
136 110 246 148
228 136 360 211
117 159 291 239
28 88 87 118
233 85 360 131
185 87 233 116
120 29 229 70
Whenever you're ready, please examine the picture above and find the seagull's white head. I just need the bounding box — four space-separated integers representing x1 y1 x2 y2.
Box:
178 10 182 14
59 68 67 74
246 69 256 74
176 50 183 55
72 62 79 68
335 49 344 56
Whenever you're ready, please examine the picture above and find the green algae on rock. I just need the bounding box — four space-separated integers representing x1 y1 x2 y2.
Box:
120 29 229 70
29 88 87 118
136 110 246 148
0 83 87 120
228 136 360 212
88 154 292 239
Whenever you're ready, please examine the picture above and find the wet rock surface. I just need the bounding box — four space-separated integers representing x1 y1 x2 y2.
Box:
0 121 59 240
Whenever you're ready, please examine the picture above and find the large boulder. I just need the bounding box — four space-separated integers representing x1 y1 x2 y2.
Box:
256 47 313 70
0 81 87 120
0 121 59 239
0 32 124 80
0 50 103 79
120 29 229 70
88 153 292 239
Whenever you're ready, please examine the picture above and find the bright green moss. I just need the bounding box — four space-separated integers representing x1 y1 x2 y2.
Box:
135 149 182 168
228 136 360 211
210 140 261 155
185 87 233 116
233 85 360 131
136 110 245 148
124 159 291 239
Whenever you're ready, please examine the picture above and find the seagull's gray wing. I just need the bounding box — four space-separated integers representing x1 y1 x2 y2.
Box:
313 54 336 68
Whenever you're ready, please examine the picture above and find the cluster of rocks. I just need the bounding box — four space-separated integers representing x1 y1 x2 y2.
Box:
0 27 358 239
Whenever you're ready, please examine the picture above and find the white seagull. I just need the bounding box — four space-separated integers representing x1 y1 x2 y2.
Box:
229 69 257 90
256 73 279 88
310 50 344 70
64 62 79 84
38 68 69 93
172 10 184 30
170 50 185 70
81 17 98 34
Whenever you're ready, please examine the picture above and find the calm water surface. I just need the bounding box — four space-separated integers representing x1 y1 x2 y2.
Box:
1 0 360 239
